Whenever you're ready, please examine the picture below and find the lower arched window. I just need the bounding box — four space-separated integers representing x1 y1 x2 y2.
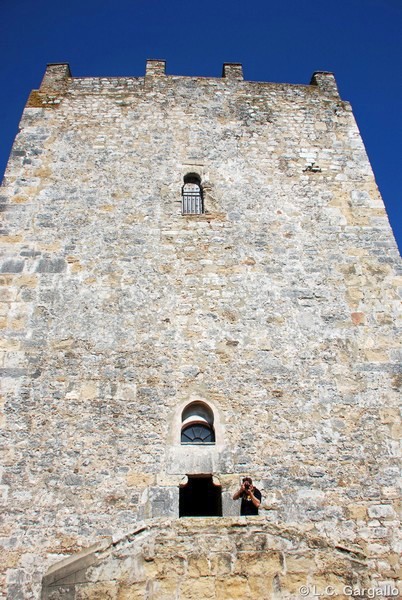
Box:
181 401 215 444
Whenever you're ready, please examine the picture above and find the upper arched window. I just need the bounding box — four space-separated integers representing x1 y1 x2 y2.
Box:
182 174 204 215
181 401 215 444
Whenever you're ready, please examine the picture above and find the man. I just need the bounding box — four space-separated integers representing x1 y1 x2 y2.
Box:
233 477 261 515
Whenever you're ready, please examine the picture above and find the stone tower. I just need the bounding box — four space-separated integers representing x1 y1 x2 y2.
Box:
0 60 400 599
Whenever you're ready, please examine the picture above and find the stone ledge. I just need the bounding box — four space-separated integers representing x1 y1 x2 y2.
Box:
181 212 227 221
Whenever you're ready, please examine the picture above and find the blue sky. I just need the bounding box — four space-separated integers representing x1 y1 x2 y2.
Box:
1 0 401 253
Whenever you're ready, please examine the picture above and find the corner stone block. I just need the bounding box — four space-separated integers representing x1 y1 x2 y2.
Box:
222 63 244 80
310 71 340 98
40 64 71 93
145 60 166 77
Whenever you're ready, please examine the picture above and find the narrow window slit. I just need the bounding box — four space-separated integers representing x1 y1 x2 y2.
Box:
182 173 204 214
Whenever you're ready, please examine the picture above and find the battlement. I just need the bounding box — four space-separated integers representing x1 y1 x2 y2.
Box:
35 59 340 98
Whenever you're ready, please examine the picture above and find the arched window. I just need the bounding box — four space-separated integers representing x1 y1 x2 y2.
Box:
181 401 215 444
182 173 204 215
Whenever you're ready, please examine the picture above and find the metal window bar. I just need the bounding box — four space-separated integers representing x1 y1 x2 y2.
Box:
182 191 203 215
181 424 215 444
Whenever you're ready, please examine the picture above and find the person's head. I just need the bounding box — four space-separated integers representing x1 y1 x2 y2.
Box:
243 477 253 489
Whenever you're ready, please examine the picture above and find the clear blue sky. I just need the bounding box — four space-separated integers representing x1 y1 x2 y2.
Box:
1 0 401 253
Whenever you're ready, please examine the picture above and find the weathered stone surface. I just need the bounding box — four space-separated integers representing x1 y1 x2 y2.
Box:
40 518 388 599
0 60 401 598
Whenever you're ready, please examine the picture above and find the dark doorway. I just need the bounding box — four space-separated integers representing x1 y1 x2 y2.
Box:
179 476 222 517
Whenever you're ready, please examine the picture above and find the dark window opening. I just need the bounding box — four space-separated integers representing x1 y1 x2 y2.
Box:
179 475 222 517
182 173 204 215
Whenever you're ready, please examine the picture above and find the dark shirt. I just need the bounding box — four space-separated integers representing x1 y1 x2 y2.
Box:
240 487 262 516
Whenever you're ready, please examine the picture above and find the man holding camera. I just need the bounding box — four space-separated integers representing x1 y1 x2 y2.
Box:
233 477 261 515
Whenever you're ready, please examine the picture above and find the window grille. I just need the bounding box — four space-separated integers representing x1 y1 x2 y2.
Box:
181 423 215 444
182 175 203 215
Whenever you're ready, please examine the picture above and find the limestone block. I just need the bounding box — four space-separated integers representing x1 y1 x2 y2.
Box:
347 505 367 520
116 583 146 600
215 575 249 598
368 505 396 519
155 556 185 578
79 382 98 401
180 577 216 599
285 553 317 574
247 575 275 596
126 474 155 488
76 582 117 599
209 553 233 576
187 554 210 577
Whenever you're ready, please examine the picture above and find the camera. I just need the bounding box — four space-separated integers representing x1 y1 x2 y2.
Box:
243 481 250 490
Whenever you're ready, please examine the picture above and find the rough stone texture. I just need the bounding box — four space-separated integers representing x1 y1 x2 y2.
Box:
40 518 378 600
0 61 401 598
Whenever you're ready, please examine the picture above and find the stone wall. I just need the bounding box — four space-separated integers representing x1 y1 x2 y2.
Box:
41 518 376 600
0 61 401 598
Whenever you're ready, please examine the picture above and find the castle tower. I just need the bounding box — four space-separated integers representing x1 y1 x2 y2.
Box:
1 61 400 599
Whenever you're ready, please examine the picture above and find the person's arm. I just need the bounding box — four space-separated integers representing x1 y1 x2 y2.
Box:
233 484 245 500
248 487 261 508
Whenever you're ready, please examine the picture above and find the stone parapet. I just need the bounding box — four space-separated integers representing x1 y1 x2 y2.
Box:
42 518 376 599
